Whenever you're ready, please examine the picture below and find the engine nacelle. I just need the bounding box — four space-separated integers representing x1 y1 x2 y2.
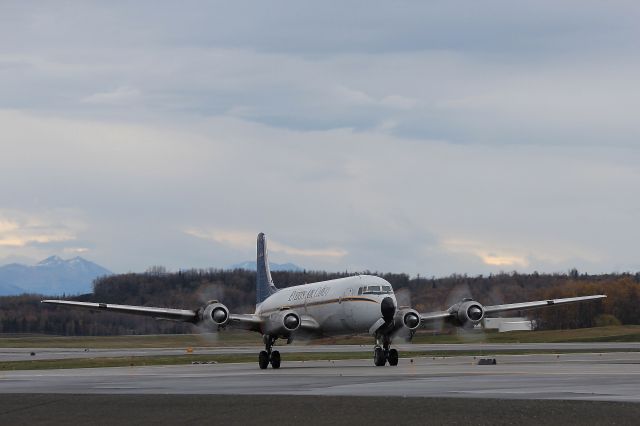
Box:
200 301 230 330
395 308 421 331
450 300 485 328
265 309 301 336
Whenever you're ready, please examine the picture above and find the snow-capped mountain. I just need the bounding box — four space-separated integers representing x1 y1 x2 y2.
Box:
230 261 303 272
0 256 112 296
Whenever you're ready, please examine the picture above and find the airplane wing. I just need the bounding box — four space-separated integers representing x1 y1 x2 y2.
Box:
42 299 319 336
418 310 452 324
226 313 263 332
482 294 607 315
41 300 197 322
418 294 607 325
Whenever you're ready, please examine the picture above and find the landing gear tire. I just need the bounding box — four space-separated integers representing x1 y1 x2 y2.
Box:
259 350 269 369
374 347 386 366
271 350 281 369
388 349 399 366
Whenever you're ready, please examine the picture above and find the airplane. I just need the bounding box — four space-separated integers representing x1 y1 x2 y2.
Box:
43 233 607 369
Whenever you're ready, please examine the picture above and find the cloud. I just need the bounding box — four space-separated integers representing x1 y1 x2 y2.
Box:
333 86 418 111
1 108 638 274
442 239 530 268
0 210 82 252
184 229 255 250
184 229 348 259
2 107 639 274
267 241 348 259
2 7 640 144
6 1 635 55
0 219 19 233
0 3 639 275
81 86 141 105
63 247 89 254
0 234 74 248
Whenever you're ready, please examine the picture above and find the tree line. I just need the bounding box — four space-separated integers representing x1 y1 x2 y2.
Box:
0 268 638 335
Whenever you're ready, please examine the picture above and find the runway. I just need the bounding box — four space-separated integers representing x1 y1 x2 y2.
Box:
2 342 640 361
2 352 639 401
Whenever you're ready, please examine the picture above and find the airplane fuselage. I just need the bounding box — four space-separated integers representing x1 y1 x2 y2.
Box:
255 275 395 335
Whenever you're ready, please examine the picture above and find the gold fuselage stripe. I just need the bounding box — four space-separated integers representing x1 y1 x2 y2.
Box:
258 296 379 315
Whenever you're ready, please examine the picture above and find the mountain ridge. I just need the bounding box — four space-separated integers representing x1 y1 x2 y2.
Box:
0 256 112 296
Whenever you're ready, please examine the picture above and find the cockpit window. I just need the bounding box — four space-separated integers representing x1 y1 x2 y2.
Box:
357 287 363 295
362 285 393 294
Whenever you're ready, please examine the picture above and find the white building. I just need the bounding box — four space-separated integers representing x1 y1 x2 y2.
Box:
480 317 534 332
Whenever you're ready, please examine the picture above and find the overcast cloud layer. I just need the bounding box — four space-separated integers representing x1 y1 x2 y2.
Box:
1 1 639 276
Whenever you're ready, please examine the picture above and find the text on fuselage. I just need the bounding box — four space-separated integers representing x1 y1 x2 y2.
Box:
288 286 330 302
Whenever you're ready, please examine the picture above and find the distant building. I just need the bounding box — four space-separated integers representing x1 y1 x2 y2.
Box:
498 321 534 332
480 317 534 332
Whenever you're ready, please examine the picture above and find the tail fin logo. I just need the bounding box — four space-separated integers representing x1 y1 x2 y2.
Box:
256 233 278 305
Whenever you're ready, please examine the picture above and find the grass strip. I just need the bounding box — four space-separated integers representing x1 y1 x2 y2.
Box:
3 326 640 348
2 348 640 371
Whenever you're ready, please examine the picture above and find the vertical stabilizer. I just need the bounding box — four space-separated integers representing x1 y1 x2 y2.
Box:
256 233 278 305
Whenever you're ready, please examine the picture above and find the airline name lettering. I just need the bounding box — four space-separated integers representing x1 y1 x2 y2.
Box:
288 286 330 302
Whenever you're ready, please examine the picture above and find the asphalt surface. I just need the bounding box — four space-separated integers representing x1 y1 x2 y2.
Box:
1 352 639 401
3 342 640 361
1 394 638 426
3 351 639 425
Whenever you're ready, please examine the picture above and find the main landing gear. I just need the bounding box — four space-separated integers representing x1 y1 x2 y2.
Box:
373 336 399 367
259 334 281 369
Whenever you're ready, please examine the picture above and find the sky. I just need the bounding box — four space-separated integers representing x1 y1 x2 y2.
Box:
0 1 639 276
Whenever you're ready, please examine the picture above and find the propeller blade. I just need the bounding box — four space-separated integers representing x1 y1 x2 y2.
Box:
394 287 412 308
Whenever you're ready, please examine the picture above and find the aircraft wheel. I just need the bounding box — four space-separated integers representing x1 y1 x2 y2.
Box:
271 350 281 369
388 349 399 366
374 347 386 366
259 350 269 369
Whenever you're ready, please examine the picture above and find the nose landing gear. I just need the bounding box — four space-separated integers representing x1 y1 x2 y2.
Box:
259 335 281 369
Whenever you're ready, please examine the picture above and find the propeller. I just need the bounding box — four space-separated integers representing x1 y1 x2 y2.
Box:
380 287 420 341
211 307 229 323
429 281 477 339
394 287 412 308
192 282 227 345
468 305 483 321
283 312 300 330
390 287 417 342
445 281 485 342
403 311 420 328
445 281 473 307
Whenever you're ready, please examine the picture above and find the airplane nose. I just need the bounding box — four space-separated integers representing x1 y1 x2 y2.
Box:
381 297 396 322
